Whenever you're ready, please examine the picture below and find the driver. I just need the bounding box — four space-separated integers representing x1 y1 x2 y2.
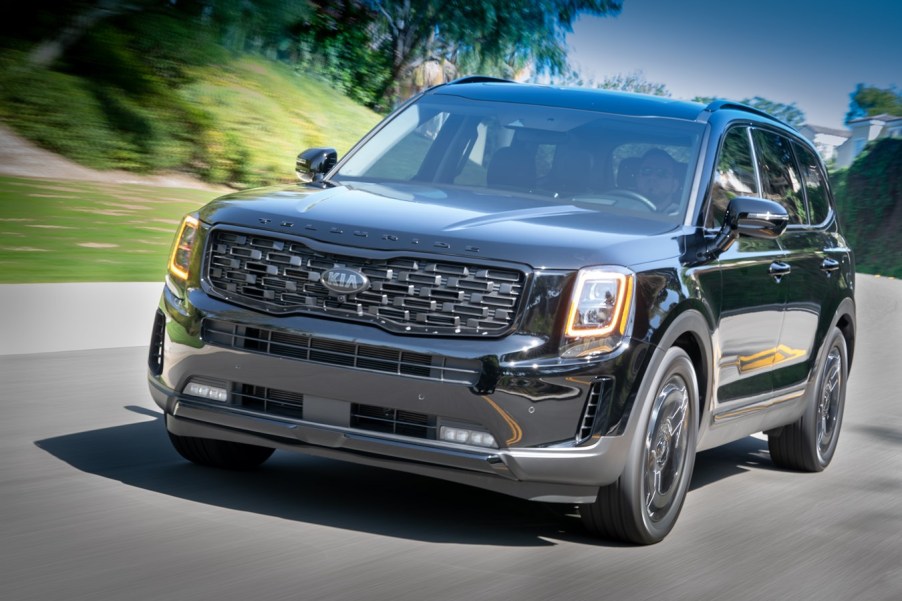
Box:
636 149 682 213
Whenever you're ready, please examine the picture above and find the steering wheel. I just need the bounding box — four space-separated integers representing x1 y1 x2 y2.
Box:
603 189 657 212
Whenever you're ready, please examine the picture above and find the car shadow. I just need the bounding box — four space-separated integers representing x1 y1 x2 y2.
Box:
690 435 778 490
34 404 776 547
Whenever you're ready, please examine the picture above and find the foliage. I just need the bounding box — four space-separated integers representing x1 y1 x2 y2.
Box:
597 71 670 97
0 8 230 176
845 84 902 123
0 43 380 187
3 0 629 114
205 0 311 53
291 1 391 108
363 0 623 108
179 57 381 186
0 53 120 168
831 138 902 278
549 69 670 96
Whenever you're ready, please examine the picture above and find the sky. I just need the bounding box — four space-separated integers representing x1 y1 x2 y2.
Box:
566 0 901 130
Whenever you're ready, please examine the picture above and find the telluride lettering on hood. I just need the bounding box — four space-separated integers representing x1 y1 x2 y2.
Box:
148 77 856 544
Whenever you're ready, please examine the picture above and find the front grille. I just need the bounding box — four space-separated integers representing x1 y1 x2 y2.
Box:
198 383 438 442
351 404 436 439
204 229 526 336
203 319 481 385
233 384 305 419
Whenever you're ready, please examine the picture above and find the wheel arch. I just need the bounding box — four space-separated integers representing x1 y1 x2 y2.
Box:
832 296 856 370
645 306 714 430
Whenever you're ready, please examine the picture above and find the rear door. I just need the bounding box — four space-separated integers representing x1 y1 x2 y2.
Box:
750 129 826 393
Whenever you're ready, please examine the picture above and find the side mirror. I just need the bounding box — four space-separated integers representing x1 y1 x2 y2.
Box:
725 196 789 239
295 147 337 183
709 196 789 256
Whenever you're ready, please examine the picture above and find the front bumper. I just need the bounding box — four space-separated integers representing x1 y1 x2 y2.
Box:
148 285 645 503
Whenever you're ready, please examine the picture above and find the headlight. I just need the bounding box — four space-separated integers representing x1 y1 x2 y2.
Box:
563 268 634 356
168 215 200 281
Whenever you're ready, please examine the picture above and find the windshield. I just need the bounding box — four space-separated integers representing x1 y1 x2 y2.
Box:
336 94 704 222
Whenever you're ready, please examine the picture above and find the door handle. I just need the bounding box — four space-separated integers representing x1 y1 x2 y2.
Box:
821 258 840 274
769 261 791 281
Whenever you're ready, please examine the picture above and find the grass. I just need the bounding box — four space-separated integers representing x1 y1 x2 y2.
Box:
0 175 219 283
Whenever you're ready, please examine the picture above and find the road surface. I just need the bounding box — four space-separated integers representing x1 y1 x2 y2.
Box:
2 275 900 600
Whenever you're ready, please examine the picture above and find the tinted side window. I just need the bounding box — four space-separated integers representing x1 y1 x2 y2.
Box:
793 142 831 225
752 129 807 224
706 127 757 228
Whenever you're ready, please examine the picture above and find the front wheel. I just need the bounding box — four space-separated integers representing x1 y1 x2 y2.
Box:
580 347 698 544
768 327 848 472
168 431 274 470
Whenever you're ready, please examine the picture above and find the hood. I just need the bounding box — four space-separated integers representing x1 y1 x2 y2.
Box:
197 181 683 269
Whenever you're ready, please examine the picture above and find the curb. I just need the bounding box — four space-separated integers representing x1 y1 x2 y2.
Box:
0 282 163 355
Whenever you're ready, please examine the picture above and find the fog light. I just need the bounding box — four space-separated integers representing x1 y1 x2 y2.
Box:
185 381 229 402
440 426 497 448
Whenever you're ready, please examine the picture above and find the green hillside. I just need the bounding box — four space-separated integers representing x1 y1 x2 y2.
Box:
0 48 381 188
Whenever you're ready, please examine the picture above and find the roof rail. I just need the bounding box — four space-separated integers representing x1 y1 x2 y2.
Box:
703 99 796 130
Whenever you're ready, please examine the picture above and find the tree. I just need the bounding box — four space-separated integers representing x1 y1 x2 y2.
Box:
597 71 670 97
26 0 149 67
293 1 390 107
845 84 902 123
203 0 311 54
364 0 622 108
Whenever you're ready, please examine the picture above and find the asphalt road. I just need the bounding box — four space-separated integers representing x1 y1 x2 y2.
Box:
2 275 901 601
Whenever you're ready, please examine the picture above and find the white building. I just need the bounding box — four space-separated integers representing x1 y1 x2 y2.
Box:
833 113 902 168
798 124 850 163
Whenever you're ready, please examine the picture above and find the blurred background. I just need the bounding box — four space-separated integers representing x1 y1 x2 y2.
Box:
0 0 899 282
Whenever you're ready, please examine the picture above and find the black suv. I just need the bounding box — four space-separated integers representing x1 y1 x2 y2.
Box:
148 77 855 544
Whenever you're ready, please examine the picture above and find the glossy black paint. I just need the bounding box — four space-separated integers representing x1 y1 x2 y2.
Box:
431 82 707 121
197 182 681 269
295 147 337 183
148 81 855 505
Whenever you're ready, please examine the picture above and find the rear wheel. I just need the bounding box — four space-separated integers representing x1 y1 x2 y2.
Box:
580 347 698 544
768 327 848 471
168 432 274 470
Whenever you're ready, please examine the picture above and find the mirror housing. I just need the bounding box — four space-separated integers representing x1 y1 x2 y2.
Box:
709 196 789 257
296 147 337 183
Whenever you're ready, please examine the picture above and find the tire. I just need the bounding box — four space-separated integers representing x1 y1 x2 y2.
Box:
168 431 274 470
580 347 699 544
768 327 848 472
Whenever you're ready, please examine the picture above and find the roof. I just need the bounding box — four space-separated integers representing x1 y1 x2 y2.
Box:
430 80 796 131
430 81 709 121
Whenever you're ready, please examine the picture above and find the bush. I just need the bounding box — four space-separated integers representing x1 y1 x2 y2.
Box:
0 52 118 168
832 138 902 278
